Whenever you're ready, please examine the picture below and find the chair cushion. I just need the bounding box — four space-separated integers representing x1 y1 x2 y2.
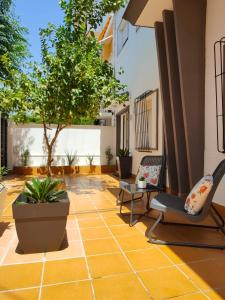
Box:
184 175 213 215
136 165 161 186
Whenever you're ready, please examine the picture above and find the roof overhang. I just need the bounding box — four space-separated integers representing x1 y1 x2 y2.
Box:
123 0 173 28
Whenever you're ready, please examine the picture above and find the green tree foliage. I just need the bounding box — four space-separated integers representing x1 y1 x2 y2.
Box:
0 0 126 175
0 0 28 78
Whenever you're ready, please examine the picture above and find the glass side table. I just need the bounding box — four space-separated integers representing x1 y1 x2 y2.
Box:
118 181 160 226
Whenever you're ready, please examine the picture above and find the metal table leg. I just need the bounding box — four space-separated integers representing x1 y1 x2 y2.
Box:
119 190 125 214
129 194 135 226
146 192 152 211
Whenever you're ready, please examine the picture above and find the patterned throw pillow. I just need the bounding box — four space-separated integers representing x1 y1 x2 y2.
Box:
136 165 161 186
184 175 213 215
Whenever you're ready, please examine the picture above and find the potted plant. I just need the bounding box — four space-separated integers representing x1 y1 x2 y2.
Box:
116 148 132 179
12 177 70 254
65 151 77 174
137 176 147 189
105 146 113 166
21 149 30 166
0 166 8 217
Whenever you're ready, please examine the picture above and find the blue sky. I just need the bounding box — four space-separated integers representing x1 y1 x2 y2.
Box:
14 0 64 62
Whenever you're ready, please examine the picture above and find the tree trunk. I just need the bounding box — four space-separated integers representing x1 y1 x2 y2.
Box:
46 144 53 177
43 124 63 177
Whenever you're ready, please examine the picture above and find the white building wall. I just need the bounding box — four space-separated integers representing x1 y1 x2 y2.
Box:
8 123 116 168
113 7 163 175
205 0 225 205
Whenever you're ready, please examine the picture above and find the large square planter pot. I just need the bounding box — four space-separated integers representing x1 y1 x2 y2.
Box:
116 156 132 179
12 192 70 254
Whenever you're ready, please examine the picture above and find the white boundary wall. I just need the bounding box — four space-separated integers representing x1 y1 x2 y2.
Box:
8 123 116 168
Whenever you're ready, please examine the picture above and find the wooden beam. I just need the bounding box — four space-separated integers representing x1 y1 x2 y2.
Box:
173 0 206 186
155 21 178 193
163 10 190 196
123 0 148 26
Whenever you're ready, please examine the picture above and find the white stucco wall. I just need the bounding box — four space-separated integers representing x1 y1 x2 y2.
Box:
8 123 116 168
113 8 163 175
205 0 225 205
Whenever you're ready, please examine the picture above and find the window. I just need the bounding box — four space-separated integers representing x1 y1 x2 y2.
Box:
117 20 129 55
135 89 158 151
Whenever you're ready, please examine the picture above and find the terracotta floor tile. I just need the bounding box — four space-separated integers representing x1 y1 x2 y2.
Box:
80 227 111 240
0 230 15 247
66 214 77 220
92 199 116 210
41 281 93 300
110 224 143 237
3 175 225 299
45 240 84 261
126 248 173 271
178 227 225 244
115 234 152 251
0 246 6 260
93 273 150 300
65 228 80 241
2 206 13 219
103 215 128 226
66 218 77 229
83 238 120 256
136 221 150 233
76 213 100 220
0 288 39 300
180 259 225 290
159 245 225 264
43 258 88 284
73 199 96 212
206 288 225 299
138 267 197 299
0 262 42 291
78 218 105 228
0 222 14 232
173 292 208 299
87 253 132 278
2 245 44 265
100 211 120 218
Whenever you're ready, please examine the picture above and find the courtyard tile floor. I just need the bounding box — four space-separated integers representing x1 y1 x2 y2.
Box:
0 174 225 299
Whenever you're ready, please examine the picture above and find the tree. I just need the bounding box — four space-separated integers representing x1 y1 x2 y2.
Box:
0 0 126 175
0 0 28 78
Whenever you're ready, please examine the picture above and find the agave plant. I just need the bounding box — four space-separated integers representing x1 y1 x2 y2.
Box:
87 155 94 166
21 149 30 166
65 151 77 166
105 146 113 165
118 148 130 157
23 178 65 204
